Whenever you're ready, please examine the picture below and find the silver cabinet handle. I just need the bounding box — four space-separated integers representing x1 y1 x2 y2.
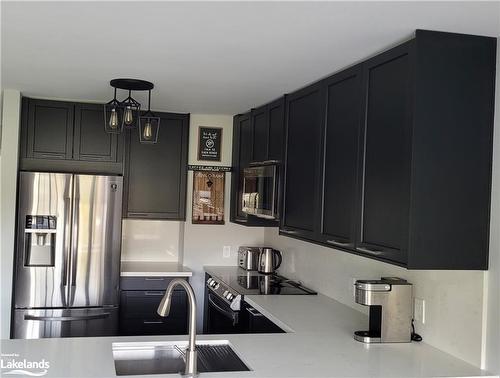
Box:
356 247 383 256
144 291 165 296
246 307 263 317
144 278 165 281
326 239 351 247
143 320 163 324
249 160 279 166
25 313 110 322
281 229 298 234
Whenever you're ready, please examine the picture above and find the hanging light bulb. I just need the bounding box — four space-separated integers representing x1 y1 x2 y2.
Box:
109 108 119 129
124 106 133 125
143 121 153 140
104 87 123 134
139 89 160 144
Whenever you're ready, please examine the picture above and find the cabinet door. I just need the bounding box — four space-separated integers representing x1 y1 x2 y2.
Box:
267 97 285 162
73 103 122 162
356 42 413 264
251 105 268 163
281 82 325 240
24 99 74 160
319 65 364 248
230 114 250 223
239 113 254 166
124 113 189 219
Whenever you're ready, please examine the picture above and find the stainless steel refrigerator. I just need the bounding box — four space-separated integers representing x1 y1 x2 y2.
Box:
13 172 123 339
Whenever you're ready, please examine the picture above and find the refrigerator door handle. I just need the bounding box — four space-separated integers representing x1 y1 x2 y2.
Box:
62 194 73 291
24 312 110 322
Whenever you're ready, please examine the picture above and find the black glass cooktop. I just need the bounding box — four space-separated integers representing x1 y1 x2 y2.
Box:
236 274 317 295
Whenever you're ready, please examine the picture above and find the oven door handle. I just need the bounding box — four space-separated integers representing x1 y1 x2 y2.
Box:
208 295 239 326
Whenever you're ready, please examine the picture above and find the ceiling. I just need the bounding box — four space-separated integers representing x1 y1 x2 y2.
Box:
2 1 499 114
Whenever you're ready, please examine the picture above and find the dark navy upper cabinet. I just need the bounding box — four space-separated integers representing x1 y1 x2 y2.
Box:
73 103 122 163
354 30 496 269
23 98 74 160
355 42 414 265
124 112 189 220
20 98 124 174
251 105 268 163
318 64 364 249
278 30 496 270
280 83 325 241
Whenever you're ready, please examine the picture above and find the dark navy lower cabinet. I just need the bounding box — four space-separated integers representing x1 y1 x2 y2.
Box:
119 277 188 336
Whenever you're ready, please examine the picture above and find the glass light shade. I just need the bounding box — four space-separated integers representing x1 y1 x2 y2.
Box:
139 115 160 144
104 101 123 134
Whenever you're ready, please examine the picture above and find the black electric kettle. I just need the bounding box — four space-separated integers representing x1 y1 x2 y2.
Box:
258 248 282 274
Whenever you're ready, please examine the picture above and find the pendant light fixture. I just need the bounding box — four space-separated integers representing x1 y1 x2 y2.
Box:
104 88 123 134
104 78 155 137
139 90 160 144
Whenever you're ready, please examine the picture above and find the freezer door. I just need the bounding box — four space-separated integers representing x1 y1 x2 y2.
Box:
13 307 118 339
14 172 73 308
69 175 123 307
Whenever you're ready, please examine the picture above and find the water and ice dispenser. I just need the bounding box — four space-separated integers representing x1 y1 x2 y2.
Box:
24 215 57 266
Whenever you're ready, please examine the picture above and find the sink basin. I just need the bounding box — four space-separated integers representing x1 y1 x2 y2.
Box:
112 340 250 376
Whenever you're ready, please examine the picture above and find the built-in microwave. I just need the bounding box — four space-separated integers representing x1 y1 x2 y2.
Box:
242 163 278 219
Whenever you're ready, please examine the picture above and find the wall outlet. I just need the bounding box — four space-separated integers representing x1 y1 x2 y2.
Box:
222 246 231 258
414 298 426 324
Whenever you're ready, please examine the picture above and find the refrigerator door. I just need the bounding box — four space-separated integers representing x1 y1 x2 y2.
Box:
69 175 123 307
14 172 73 308
13 307 118 339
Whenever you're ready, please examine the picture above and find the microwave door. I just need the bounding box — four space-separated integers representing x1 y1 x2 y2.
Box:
14 172 73 309
68 175 123 308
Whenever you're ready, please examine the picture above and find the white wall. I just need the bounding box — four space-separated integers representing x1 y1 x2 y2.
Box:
182 114 265 330
0 89 21 339
485 38 500 375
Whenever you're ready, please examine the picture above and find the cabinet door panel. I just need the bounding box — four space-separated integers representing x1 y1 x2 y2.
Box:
267 98 285 162
125 113 189 219
26 99 74 160
282 83 325 239
320 66 363 246
74 103 120 162
239 116 253 166
358 44 413 263
251 105 268 163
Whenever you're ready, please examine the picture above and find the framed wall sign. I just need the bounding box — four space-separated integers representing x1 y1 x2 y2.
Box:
198 126 222 161
192 170 225 224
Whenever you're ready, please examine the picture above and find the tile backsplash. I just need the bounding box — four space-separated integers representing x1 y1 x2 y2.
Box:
121 219 183 262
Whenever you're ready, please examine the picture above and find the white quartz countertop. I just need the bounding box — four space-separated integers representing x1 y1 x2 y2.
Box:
1 280 495 377
120 261 192 277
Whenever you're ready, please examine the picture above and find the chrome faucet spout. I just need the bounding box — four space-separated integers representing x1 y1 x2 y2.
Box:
157 279 197 376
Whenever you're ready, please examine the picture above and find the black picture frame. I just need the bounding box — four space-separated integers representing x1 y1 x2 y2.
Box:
198 126 222 161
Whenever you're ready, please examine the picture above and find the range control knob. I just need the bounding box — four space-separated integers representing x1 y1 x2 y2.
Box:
207 278 212 284
214 283 220 289
226 293 234 301
223 290 229 297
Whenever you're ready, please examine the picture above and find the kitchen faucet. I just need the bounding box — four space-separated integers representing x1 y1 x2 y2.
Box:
157 279 197 376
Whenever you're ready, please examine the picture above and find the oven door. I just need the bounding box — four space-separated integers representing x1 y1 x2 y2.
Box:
205 292 244 334
242 164 277 219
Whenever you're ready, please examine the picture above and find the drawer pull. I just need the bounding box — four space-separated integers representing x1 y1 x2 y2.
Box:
281 229 298 235
144 278 165 281
144 291 165 296
143 320 163 324
356 247 383 256
326 239 351 247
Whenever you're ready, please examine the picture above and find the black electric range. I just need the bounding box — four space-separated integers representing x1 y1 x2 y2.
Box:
203 267 316 334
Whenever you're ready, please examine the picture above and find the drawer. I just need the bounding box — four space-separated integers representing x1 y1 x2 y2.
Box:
120 290 187 320
120 276 188 291
119 317 188 336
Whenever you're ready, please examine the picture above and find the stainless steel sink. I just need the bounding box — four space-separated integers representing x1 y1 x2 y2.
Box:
112 340 250 376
